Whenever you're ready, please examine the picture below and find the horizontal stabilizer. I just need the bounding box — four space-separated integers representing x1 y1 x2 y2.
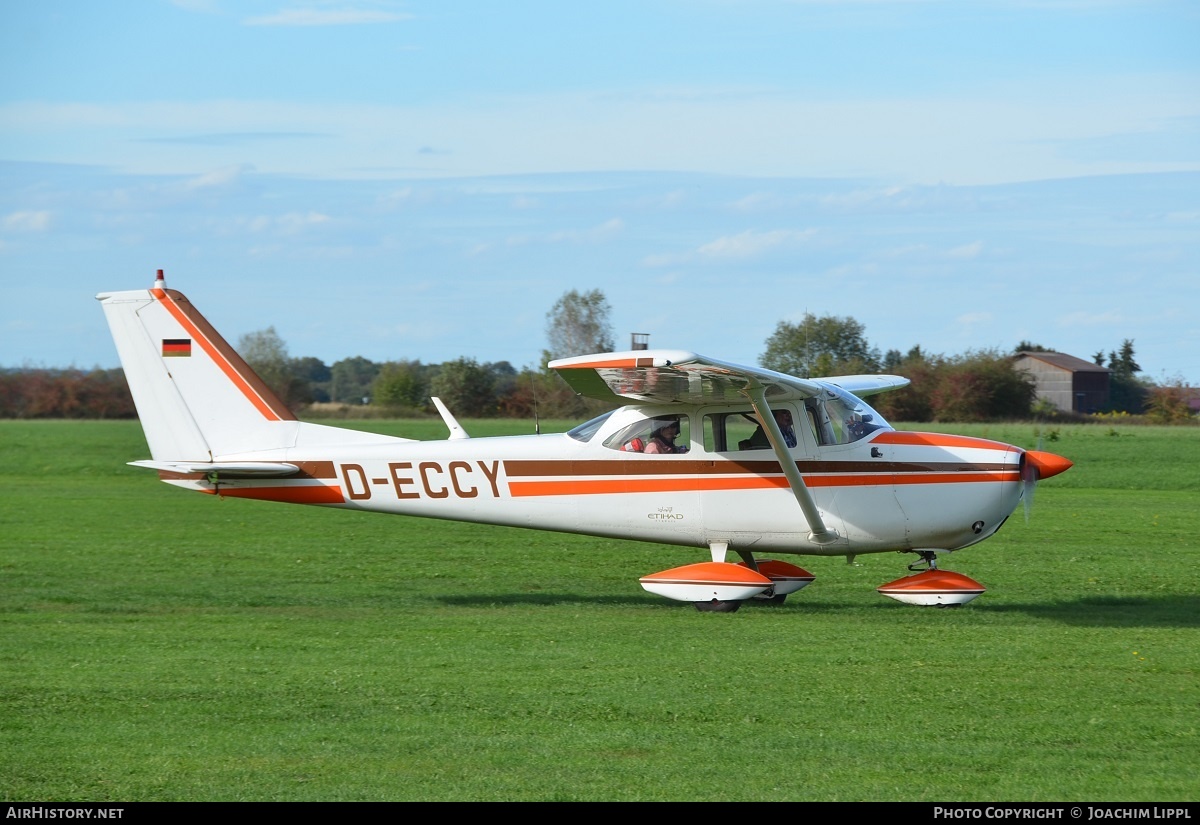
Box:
129 460 300 477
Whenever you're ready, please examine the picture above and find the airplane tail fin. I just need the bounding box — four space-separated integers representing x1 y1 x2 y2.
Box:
97 270 306 461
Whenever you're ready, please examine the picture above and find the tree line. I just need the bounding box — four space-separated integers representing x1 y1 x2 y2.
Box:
2 291 1194 423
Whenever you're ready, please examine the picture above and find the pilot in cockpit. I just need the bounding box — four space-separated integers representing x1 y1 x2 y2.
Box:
644 418 689 454
846 413 883 441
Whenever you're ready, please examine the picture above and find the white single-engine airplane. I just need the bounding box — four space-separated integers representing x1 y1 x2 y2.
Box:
98 271 1073 611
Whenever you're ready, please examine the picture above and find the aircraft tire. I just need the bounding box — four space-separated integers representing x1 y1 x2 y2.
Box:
694 599 741 613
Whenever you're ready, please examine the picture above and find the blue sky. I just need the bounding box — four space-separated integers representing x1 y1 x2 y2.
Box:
2 0 1198 387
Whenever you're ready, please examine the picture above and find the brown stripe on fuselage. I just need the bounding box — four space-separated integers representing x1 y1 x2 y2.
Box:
207 485 345 504
287 461 337 479
502 459 1011 477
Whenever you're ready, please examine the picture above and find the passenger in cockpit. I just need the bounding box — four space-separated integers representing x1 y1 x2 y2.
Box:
744 409 798 450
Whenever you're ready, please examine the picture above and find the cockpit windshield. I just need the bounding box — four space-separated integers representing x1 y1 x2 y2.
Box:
566 410 615 442
803 384 893 445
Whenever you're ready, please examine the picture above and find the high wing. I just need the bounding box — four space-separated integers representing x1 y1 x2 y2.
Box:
551 350 911 546
820 374 913 398
548 349 909 405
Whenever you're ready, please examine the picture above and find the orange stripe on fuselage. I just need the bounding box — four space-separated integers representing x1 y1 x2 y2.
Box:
152 288 295 422
508 469 1019 497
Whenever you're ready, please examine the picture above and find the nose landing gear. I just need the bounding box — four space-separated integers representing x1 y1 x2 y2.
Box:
876 550 986 607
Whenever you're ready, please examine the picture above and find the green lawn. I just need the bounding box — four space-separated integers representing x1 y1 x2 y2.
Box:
1 419 1197 801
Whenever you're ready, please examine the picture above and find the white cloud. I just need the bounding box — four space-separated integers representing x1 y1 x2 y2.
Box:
946 241 984 260
696 228 816 260
3 211 51 232
4 82 1196 184
641 252 683 268
557 218 623 242
951 312 995 340
505 218 624 247
243 211 332 235
880 240 984 261
183 165 254 190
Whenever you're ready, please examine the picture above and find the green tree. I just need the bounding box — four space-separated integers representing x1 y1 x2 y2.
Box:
239 327 290 389
760 313 881 377
487 361 519 406
873 347 937 422
1096 339 1149 413
291 356 332 403
372 360 429 410
430 357 497 417
1109 339 1141 376
330 356 380 404
544 289 615 365
930 350 1036 422
238 327 312 409
1145 377 1195 424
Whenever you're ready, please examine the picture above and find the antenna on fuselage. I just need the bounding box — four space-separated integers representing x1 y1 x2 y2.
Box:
529 370 541 435
431 397 470 439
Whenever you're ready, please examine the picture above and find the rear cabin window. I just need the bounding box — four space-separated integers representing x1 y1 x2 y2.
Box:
702 409 806 452
704 411 761 452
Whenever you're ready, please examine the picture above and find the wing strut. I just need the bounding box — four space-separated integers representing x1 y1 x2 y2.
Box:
745 383 840 545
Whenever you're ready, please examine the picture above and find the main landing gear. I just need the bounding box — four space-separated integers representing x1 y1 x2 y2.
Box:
638 544 816 613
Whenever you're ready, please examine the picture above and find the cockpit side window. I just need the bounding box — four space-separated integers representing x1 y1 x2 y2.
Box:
603 415 691 453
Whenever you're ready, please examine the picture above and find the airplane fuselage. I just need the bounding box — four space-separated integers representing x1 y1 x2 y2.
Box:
156 405 1026 559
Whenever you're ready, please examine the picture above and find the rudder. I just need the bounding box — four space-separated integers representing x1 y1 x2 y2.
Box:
97 270 301 461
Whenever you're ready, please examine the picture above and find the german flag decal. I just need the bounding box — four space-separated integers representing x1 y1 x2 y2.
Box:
162 338 192 357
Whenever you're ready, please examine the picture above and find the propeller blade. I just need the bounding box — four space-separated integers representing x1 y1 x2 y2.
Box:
1022 461 1039 523
1020 450 1073 523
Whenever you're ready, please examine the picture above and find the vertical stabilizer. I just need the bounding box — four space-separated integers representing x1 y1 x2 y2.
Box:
97 271 300 460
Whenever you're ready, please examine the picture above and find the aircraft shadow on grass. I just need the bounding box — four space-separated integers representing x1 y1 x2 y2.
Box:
983 595 1200 629
434 593 1200 628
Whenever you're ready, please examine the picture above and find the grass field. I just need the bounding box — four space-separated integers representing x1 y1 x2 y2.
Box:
2 418 1198 802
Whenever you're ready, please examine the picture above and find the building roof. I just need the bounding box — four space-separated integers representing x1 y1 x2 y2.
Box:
1013 351 1112 373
